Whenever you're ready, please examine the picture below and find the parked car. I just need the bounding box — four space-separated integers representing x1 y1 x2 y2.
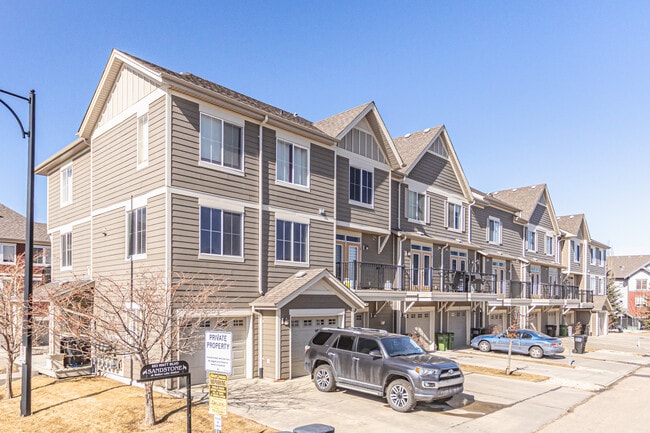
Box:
470 329 564 359
304 327 464 412
609 324 624 333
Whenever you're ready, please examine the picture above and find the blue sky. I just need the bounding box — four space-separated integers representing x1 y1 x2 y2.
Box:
1 1 648 255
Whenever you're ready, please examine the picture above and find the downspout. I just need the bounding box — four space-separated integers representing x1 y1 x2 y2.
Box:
253 310 264 378
258 115 269 295
440 243 449 293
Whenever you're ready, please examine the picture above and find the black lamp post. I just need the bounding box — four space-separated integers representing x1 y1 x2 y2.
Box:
0 88 35 417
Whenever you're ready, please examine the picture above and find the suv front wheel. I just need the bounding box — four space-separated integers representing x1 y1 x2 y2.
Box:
313 364 336 392
386 379 416 412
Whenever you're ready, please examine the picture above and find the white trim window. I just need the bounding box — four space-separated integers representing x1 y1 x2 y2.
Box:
0 243 16 264
545 234 554 256
61 231 72 269
33 246 51 265
200 207 243 257
60 163 73 206
276 139 309 187
487 217 502 244
200 113 243 170
526 227 537 252
445 201 464 232
349 166 373 206
276 219 308 263
572 240 581 263
407 189 427 222
127 207 147 258
635 295 647 308
137 113 149 167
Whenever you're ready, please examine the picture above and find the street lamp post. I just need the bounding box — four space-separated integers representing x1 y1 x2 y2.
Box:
0 88 36 417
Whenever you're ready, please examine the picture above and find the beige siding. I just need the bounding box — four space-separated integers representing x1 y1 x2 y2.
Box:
92 96 166 210
261 310 276 379
409 153 463 195
280 322 290 379
170 193 260 309
170 96 259 202
50 221 91 281
48 150 91 230
97 66 160 127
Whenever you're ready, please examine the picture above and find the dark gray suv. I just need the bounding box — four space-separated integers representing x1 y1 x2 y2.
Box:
304 327 464 412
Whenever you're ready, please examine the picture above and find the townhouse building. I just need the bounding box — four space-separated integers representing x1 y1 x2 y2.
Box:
607 255 650 328
36 50 608 385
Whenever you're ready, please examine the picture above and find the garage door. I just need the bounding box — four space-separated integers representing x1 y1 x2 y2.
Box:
291 316 338 378
180 317 248 386
448 310 468 348
405 312 433 349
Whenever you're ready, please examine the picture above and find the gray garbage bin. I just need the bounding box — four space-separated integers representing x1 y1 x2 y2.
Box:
573 334 588 354
293 424 335 433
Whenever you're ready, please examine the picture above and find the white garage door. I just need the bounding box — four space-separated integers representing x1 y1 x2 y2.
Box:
448 310 468 348
291 316 338 378
180 317 248 386
405 312 433 349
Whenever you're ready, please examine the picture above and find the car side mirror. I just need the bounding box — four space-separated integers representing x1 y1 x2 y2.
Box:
369 349 382 358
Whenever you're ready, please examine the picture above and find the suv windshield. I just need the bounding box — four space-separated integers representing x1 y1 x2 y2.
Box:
382 337 425 357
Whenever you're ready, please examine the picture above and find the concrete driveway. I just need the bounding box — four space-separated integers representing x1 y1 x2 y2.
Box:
222 332 650 433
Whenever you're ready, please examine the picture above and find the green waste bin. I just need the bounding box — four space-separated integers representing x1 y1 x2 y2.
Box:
559 324 569 337
447 332 455 350
436 333 448 351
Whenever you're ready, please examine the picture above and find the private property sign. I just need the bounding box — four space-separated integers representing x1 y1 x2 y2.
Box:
140 360 190 381
205 330 233 375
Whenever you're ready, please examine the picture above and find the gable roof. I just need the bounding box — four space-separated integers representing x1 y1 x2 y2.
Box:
607 255 650 279
250 268 366 310
471 187 524 216
0 203 49 244
489 184 560 233
77 49 336 145
315 102 404 170
556 214 587 238
393 126 474 202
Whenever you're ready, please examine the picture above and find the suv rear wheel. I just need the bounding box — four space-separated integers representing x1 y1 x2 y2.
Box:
386 379 416 412
314 364 336 392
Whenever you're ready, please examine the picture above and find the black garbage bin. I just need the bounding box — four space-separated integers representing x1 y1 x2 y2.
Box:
293 424 335 433
573 334 588 354
545 325 557 337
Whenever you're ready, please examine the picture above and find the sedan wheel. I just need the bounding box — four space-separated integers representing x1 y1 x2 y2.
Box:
529 346 544 359
314 364 336 392
478 340 491 352
387 379 416 412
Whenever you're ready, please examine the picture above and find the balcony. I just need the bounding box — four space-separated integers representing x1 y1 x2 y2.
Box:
335 261 405 291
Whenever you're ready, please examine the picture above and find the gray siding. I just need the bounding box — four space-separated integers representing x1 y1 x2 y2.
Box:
409 153 462 195
170 96 259 202
282 295 348 313
361 233 393 265
529 204 553 228
391 180 400 229
471 205 523 258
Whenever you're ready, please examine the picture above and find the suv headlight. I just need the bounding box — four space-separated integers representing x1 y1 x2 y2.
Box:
415 367 439 377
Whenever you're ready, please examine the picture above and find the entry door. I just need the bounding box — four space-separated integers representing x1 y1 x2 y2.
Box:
531 273 540 297
411 252 432 290
494 262 506 297
336 235 361 289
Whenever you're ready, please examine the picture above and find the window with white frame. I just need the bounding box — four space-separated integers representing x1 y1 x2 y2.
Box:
545 234 554 256
276 220 308 263
61 232 72 269
200 207 243 257
137 113 148 166
200 113 243 170
488 217 502 244
33 246 51 265
349 166 373 205
573 241 580 262
0 243 16 264
600 249 606 266
446 202 464 231
276 139 308 186
430 135 448 158
637 279 648 291
635 295 647 307
407 189 426 221
338 128 386 164
526 227 536 252
127 207 147 258
60 163 73 206
590 247 597 265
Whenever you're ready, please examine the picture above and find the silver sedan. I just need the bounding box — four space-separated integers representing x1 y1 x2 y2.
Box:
470 329 565 359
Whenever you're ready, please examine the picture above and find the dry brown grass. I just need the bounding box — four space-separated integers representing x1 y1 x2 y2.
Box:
460 364 549 382
1 375 277 433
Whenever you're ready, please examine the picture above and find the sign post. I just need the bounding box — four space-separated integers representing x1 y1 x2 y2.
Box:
205 331 232 432
138 361 192 433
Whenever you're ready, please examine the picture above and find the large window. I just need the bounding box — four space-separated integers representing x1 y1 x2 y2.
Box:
407 190 426 221
488 218 501 244
276 139 308 186
527 228 536 252
200 207 242 257
349 166 373 205
276 220 308 263
60 163 73 206
545 235 554 256
0 243 16 264
128 207 147 258
33 246 51 265
446 202 463 231
200 113 243 170
61 232 72 269
137 113 149 166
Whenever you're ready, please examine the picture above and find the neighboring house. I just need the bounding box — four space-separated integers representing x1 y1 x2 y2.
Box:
607 255 650 328
557 214 611 335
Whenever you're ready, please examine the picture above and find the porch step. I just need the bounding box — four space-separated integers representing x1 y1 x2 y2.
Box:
38 365 94 379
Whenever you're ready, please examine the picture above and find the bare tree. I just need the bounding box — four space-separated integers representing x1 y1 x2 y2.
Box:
48 269 228 426
0 253 48 399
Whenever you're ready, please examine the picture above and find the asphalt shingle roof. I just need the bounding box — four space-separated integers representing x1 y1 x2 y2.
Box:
557 214 585 236
251 268 330 308
393 126 444 173
607 255 650 279
0 203 49 244
489 184 546 221
314 103 372 138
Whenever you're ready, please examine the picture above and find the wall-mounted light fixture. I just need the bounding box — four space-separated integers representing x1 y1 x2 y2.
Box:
281 317 289 326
